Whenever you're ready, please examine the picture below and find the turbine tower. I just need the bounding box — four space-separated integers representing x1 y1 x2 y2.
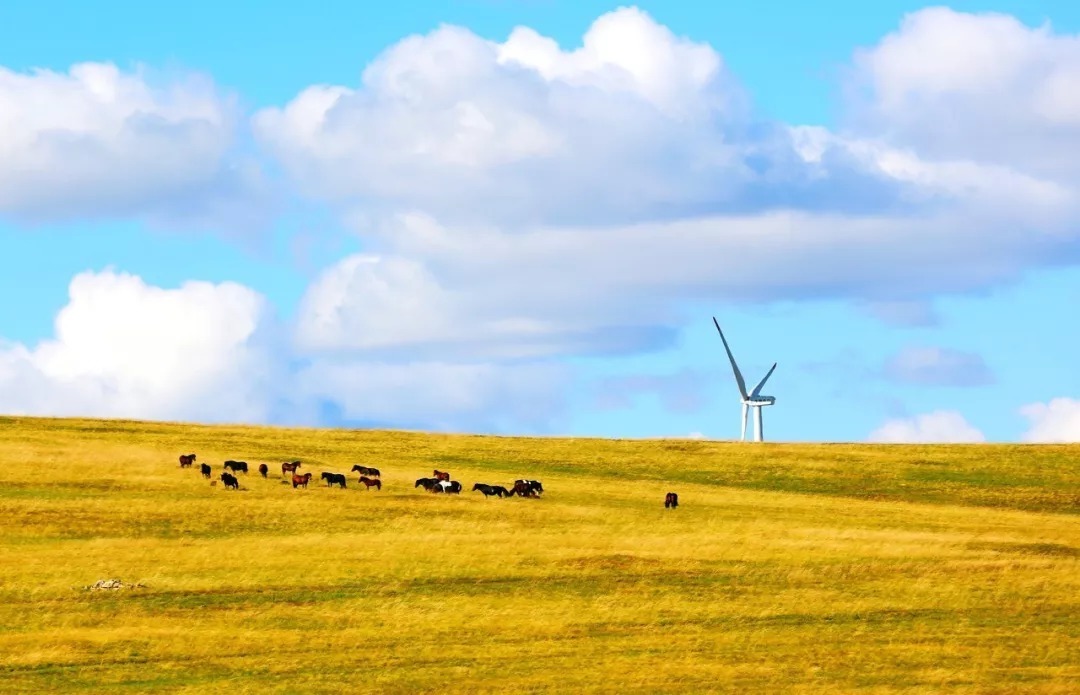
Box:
712 317 777 442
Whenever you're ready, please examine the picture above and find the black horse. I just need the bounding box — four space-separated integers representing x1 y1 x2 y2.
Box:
200 463 212 479
224 460 248 474
351 465 381 477
219 472 239 490
665 492 679 508
321 472 347 489
472 483 506 498
434 480 462 494
415 477 440 491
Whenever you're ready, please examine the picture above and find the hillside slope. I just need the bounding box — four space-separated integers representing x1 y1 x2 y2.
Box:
1 416 1077 693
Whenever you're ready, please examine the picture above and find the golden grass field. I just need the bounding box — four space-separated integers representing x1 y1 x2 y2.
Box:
1 415 1078 693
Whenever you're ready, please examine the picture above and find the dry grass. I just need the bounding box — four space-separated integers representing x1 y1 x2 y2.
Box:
0 415 1077 693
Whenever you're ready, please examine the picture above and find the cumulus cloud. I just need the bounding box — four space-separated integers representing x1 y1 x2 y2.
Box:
263 7 1080 363
0 61 270 229
254 7 935 228
881 346 995 387
844 6 1080 178
0 269 566 433
868 410 986 443
1019 397 1080 442
0 270 281 423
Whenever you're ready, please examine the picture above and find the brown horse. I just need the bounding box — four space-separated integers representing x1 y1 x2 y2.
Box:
179 453 196 468
665 492 679 508
433 469 450 481
358 476 382 491
282 461 302 476
291 472 312 489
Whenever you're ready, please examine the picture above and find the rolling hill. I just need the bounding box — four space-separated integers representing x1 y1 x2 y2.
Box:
1 416 1077 693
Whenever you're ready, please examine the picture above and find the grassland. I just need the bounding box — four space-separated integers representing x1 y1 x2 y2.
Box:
0 415 1077 693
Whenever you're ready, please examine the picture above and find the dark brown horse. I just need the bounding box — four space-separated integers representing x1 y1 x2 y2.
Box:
433 469 450 482
511 480 540 498
358 476 382 490
351 465 380 477
514 479 543 496
665 492 679 508
292 472 312 489
282 461 302 476
179 453 196 468
258 463 268 478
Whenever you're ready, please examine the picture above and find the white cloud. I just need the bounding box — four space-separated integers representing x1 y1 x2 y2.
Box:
251 7 787 227
0 270 281 423
881 346 994 387
262 7 1080 362
1019 397 1080 442
845 6 1080 178
868 410 986 443
292 205 1059 358
0 61 269 228
0 269 566 433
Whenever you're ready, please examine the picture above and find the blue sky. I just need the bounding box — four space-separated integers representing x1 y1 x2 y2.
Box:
1 1 1078 442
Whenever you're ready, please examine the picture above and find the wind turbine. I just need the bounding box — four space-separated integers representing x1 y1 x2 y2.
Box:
712 317 777 442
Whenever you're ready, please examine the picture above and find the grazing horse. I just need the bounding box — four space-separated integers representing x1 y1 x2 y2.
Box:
292 472 312 489
179 453 196 468
433 469 450 482
224 460 248 474
219 472 239 490
415 477 440 491
351 465 381 478
511 480 541 498
514 479 543 496
434 480 462 494
358 476 382 490
258 463 268 478
321 472 347 489
472 483 504 498
665 492 679 508
200 463 212 479
282 461 302 476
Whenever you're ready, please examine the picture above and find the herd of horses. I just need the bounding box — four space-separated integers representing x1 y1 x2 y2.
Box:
177 454 548 499
179 453 679 506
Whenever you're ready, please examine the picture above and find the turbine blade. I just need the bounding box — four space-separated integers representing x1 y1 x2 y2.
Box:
750 362 777 398
713 317 748 399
